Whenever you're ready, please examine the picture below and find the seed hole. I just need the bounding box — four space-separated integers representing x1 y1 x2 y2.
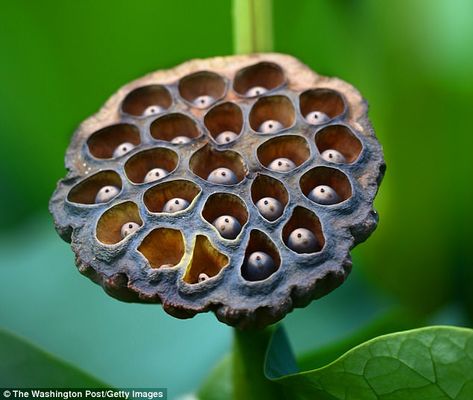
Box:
204 102 243 142
315 125 362 163
138 228 185 269
233 62 285 96
300 88 346 122
189 144 247 184
183 235 229 284
121 85 172 116
150 113 200 142
87 124 140 159
241 230 281 281
257 135 310 171
300 166 352 204
143 180 201 213
202 193 248 239
282 206 325 253
67 170 122 205
251 174 288 221
249 95 295 132
124 147 178 184
178 71 226 108
96 201 142 245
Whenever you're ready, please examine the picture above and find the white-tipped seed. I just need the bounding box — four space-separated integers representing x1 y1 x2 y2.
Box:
143 168 169 184
268 157 296 172
112 142 135 158
215 131 239 144
193 95 215 109
255 197 283 221
287 228 318 253
308 185 341 205
305 111 330 125
171 136 192 144
212 215 242 239
198 273 210 283
244 251 277 281
143 105 164 116
95 185 120 203
207 167 239 185
120 222 140 239
163 197 190 213
258 120 284 134
245 86 268 97
321 149 346 164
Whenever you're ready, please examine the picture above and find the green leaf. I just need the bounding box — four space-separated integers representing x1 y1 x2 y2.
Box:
0 328 108 387
297 308 421 372
197 354 232 400
266 325 473 400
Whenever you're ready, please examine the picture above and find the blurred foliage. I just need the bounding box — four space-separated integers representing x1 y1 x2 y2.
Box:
1 0 473 397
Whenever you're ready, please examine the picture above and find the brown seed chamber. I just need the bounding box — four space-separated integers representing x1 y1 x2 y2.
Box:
50 54 385 329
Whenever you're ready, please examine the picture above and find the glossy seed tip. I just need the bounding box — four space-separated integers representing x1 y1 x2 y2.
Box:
163 197 190 213
207 167 239 185
308 185 340 205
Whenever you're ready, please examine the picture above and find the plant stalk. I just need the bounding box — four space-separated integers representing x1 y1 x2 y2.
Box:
232 0 274 54
232 326 281 400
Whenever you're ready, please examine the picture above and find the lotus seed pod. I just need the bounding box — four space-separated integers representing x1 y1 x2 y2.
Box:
243 251 277 281
305 111 330 125
258 120 284 134
143 168 169 184
321 149 346 164
50 54 385 329
143 105 164 117
120 222 140 239
287 228 318 253
245 86 268 97
193 95 215 109
212 215 242 240
112 142 135 158
171 136 192 144
207 167 238 185
255 197 283 221
215 131 239 144
268 157 296 172
308 185 341 205
94 186 120 203
163 198 190 213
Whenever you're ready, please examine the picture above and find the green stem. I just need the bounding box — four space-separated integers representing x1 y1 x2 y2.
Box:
232 0 274 54
232 326 282 400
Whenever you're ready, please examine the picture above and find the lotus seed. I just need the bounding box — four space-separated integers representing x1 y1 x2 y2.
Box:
305 111 330 125
268 157 296 172
207 167 239 185
198 273 210 283
255 197 283 221
120 222 140 239
258 120 284 134
287 228 318 253
245 86 268 97
163 197 190 213
142 105 164 116
308 185 341 205
95 185 120 203
212 215 242 239
112 142 135 158
171 136 192 144
321 149 346 164
215 131 239 144
193 95 215 109
143 168 169 184
244 251 277 281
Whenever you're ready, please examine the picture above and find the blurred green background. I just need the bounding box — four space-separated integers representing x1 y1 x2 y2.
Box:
1 0 472 398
